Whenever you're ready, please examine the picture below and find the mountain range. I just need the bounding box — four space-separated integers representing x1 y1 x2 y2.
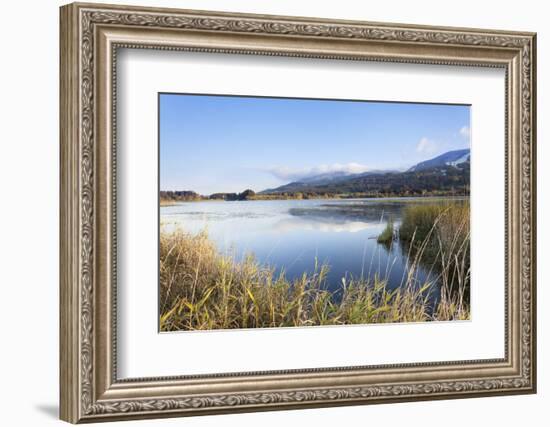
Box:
407 149 470 172
260 149 470 197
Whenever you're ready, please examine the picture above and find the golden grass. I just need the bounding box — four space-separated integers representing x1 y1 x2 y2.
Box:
400 202 469 245
377 217 394 244
400 202 470 289
159 203 470 331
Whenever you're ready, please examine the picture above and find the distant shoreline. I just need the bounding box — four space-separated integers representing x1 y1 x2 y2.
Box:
160 193 469 206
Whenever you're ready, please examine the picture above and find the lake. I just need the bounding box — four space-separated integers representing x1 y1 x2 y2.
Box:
159 197 461 302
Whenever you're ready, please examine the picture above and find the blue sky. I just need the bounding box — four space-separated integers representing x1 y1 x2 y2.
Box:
160 93 470 194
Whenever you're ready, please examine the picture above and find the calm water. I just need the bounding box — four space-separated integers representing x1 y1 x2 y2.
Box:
160 198 455 300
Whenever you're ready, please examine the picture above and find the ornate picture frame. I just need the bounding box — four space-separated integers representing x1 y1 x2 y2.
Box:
60 2 536 423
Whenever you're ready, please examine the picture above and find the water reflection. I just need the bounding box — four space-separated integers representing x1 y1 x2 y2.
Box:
273 216 380 234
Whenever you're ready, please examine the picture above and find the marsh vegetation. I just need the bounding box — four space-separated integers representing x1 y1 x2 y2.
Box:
159 199 470 331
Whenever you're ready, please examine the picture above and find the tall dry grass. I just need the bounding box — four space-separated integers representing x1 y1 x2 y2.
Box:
160 202 470 331
399 201 470 320
377 217 394 244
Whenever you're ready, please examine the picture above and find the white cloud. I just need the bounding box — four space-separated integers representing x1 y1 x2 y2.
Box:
416 137 438 155
459 126 470 139
267 162 370 182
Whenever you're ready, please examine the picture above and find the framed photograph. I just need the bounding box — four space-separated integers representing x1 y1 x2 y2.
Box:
60 2 537 423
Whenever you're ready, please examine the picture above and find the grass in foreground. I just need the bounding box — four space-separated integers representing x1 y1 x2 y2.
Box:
160 218 470 332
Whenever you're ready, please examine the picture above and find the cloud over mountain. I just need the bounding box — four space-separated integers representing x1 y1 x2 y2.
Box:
267 163 370 182
459 126 470 138
416 137 438 155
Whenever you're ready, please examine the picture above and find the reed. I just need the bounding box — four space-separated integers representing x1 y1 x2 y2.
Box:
399 202 470 293
377 217 394 244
